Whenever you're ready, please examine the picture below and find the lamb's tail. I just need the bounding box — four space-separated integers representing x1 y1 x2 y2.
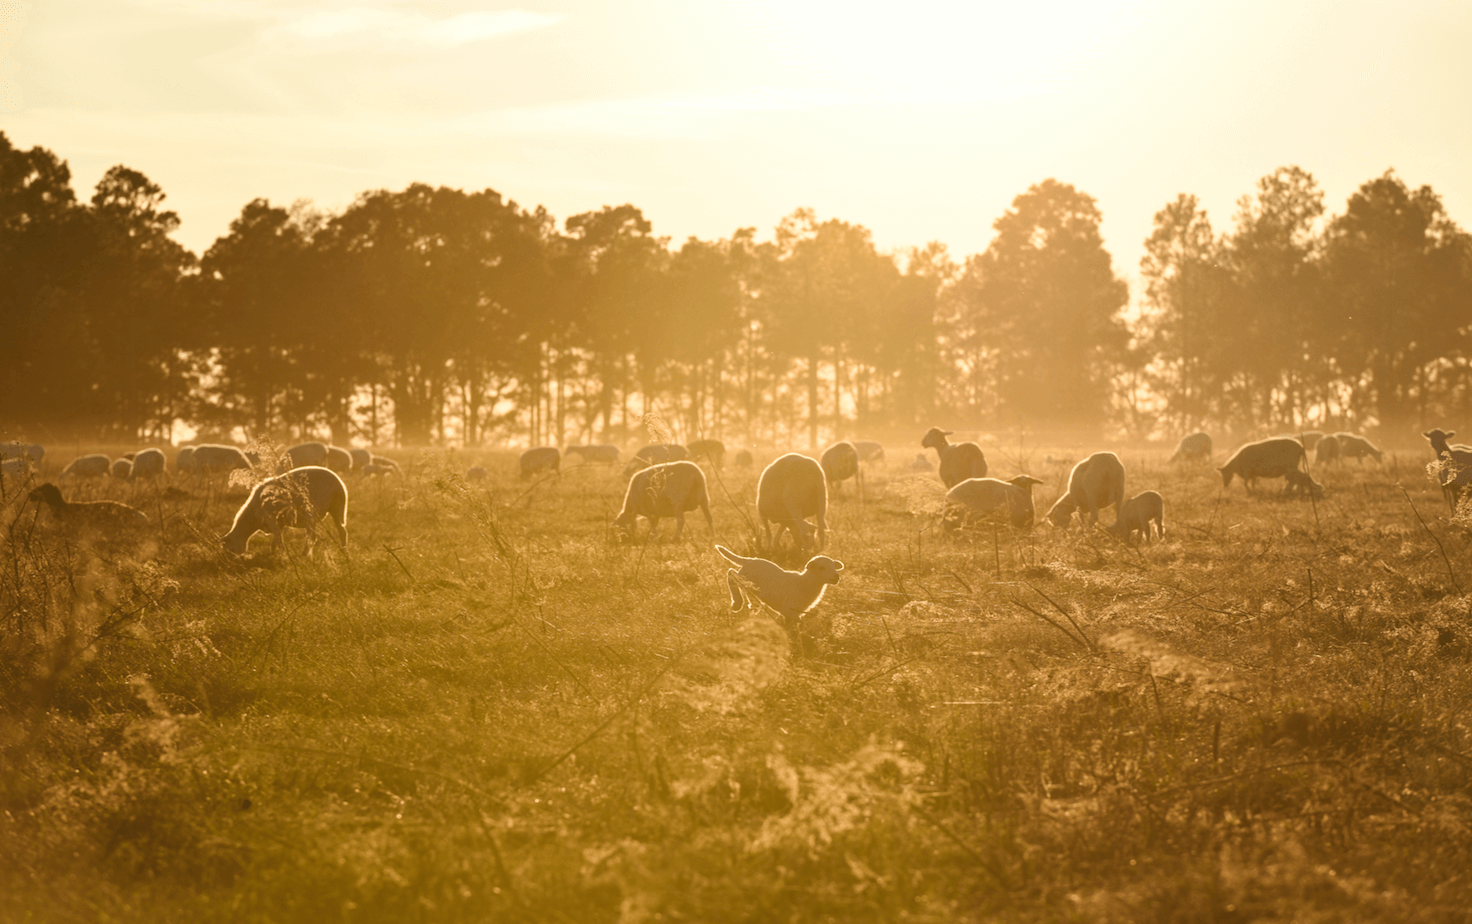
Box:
714 544 747 567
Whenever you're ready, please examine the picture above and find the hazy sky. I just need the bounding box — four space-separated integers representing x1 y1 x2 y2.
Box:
4 0 1470 288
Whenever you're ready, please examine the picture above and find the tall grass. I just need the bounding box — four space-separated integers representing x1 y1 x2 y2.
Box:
2 448 1470 922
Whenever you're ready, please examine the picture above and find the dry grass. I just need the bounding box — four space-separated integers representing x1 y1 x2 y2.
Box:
2 445 1470 922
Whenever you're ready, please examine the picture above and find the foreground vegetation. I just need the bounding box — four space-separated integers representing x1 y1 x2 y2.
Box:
3 445 1471 923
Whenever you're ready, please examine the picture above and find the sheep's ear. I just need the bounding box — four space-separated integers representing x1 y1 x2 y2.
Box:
833 560 844 571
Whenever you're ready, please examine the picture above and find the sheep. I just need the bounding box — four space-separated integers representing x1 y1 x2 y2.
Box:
220 466 348 556
325 445 354 474
361 463 395 477
350 448 372 469
1168 432 1212 463
820 441 860 492
1332 432 1382 463
757 453 828 554
854 440 885 463
944 474 1045 531
921 427 987 488
128 447 166 480
612 460 713 542
566 444 621 465
1218 437 1309 492
1284 469 1325 500
624 443 689 477
0 441 44 463
1299 430 1325 450
686 439 726 468
910 453 933 472
369 455 401 475
1047 452 1127 528
284 441 329 470
466 465 488 482
29 482 148 529
1315 435 1340 466
1114 490 1165 544
191 444 253 476
716 544 843 652
176 445 196 473
2 457 33 477
110 457 133 479
61 454 111 480
733 449 754 468
520 446 561 478
1423 428 1472 512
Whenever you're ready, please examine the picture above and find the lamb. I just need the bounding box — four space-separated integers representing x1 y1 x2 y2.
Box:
128 447 166 480
819 441 860 491
520 446 562 478
1114 490 1165 544
325 445 354 474
716 545 843 649
854 440 885 463
1331 432 1382 463
611 460 713 542
284 441 329 470
910 453 933 472
220 466 348 556
624 443 689 477
1315 435 1340 465
61 454 111 480
349 448 372 469
921 427 987 488
733 449 754 468
191 444 253 476
757 453 828 554
1046 452 1127 528
944 475 1045 531
1218 437 1309 492
686 439 726 468
1284 469 1325 500
565 444 621 465
1423 428 1472 511
29 482 148 529
175 445 196 473
111 457 133 479
1168 432 1212 463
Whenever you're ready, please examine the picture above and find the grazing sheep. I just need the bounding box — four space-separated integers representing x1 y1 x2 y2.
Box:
820 441 860 491
191 444 253 476
945 474 1045 531
520 446 561 478
686 439 726 468
128 447 166 480
854 440 885 463
1047 452 1127 528
1 441 44 463
1218 437 1309 492
2 457 33 477
1331 432 1382 463
29 482 148 529
1423 428 1472 511
921 427 987 488
624 443 689 477
716 544 843 651
1315 435 1341 465
612 460 713 542
175 445 196 473
1168 432 1212 463
1114 490 1165 544
220 466 348 556
369 455 401 475
1284 469 1325 500
110 457 133 479
757 453 828 554
325 445 354 474
61 454 111 480
284 441 329 470
350 448 372 469
733 449 754 468
1299 430 1325 450
566 444 621 465
466 465 488 482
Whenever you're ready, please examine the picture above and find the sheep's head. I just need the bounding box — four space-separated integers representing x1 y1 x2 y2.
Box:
802 556 844 585
1008 475 1044 492
1045 496 1076 528
1217 466 1234 488
920 427 952 450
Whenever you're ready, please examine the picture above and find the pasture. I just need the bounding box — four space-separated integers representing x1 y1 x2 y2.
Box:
2 443 1470 923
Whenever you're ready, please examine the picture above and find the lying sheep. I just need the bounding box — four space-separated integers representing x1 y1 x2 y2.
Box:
0 441 44 463
944 474 1045 530
325 445 354 474
1114 490 1165 544
612 460 713 542
221 466 348 556
128 447 166 480
191 444 253 476
361 463 395 477
757 453 828 554
624 443 689 477
61 454 111 480
910 453 933 472
1047 452 1127 528
520 446 561 478
921 427 987 488
1284 469 1325 500
111 458 133 479
854 440 885 463
1168 432 1212 463
1423 428 1472 511
1 457 32 477
716 544 843 651
1218 437 1309 492
1331 432 1382 463
1315 435 1340 465
566 444 621 465
820 441 860 492
686 439 726 468
29 482 148 529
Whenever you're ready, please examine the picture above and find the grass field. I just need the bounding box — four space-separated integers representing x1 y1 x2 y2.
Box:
2 443 1471 923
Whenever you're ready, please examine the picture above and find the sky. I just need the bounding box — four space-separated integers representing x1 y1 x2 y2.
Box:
3 0 1471 291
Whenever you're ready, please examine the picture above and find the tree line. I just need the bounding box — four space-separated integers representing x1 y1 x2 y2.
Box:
2 132 1470 449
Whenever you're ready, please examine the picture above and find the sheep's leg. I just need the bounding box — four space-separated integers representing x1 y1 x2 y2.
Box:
726 571 746 611
671 513 686 542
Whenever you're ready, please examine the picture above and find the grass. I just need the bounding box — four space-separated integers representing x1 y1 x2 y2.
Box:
2 446 1471 923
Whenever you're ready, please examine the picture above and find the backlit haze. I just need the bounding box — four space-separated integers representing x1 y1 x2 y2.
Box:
5 0 1470 282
